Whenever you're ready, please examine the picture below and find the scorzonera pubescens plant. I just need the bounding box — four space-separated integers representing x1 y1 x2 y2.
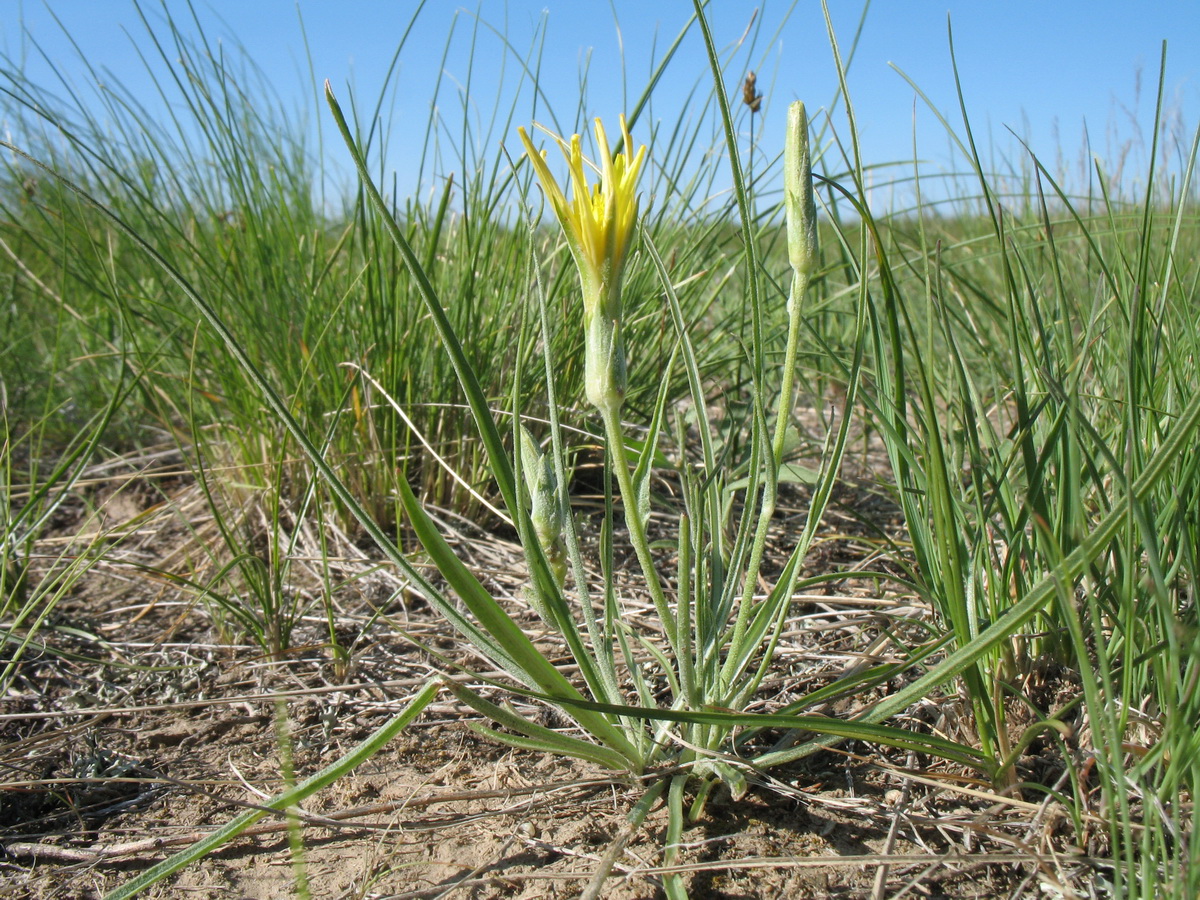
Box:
317 93 992 895
7 0 1191 894
355 99 981 896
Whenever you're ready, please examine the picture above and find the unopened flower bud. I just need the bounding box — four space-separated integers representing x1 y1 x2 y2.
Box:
785 101 818 282
519 425 568 596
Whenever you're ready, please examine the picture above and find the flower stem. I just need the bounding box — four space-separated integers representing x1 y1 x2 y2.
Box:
599 404 679 649
719 268 808 695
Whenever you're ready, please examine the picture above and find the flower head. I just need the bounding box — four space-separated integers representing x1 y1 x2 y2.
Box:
519 116 646 415
518 116 646 320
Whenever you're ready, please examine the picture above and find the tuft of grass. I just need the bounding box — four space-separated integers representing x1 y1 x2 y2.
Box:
818 23 1200 897
0 2 757 531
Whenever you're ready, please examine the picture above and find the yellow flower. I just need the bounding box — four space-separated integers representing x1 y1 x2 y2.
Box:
518 116 646 319
518 116 646 415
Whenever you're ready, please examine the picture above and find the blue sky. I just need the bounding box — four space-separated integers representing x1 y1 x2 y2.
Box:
3 1 1197 211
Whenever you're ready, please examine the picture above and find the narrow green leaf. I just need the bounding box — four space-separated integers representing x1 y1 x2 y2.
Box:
105 680 441 900
396 477 641 765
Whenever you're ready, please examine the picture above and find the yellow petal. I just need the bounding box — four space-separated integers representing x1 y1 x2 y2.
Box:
519 117 647 291
518 126 570 224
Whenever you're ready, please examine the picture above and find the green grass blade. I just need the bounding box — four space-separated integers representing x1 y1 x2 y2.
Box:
444 679 630 771
104 680 441 900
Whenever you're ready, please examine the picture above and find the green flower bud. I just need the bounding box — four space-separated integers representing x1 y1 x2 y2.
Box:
785 101 818 283
584 302 627 416
519 425 568 598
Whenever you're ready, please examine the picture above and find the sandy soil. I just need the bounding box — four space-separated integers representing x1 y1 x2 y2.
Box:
1 453 1101 898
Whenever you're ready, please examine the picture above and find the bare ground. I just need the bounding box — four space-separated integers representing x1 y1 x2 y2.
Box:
1 446 1105 898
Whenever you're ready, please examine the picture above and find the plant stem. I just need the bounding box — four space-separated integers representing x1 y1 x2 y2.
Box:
719 268 808 693
599 404 679 648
